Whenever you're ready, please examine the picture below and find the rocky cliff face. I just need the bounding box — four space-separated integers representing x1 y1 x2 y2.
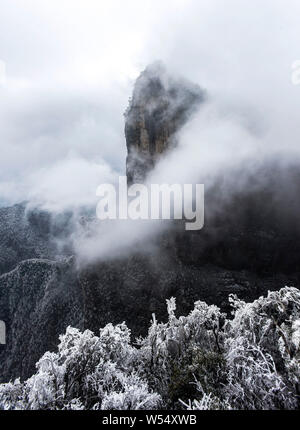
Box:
125 62 205 183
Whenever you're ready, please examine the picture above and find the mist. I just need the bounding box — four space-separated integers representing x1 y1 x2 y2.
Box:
1 0 300 264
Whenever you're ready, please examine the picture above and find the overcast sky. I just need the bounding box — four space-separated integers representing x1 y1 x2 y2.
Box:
0 0 299 209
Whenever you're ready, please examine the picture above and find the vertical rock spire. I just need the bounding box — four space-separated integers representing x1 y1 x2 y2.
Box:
124 62 205 184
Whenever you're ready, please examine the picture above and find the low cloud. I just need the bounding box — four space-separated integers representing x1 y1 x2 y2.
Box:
1 0 300 264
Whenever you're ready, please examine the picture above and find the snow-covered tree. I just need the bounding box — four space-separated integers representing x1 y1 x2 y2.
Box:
0 325 160 410
223 287 300 409
0 286 299 410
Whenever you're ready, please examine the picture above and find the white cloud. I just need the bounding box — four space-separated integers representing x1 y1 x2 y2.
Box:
0 0 300 219
27 156 116 212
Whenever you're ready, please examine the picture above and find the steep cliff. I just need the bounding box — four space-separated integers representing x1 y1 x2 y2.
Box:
125 62 205 183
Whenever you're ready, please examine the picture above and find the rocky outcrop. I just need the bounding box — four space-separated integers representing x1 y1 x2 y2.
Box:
125 62 205 183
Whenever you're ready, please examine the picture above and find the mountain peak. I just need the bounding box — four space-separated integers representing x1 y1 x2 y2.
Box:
125 63 206 183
